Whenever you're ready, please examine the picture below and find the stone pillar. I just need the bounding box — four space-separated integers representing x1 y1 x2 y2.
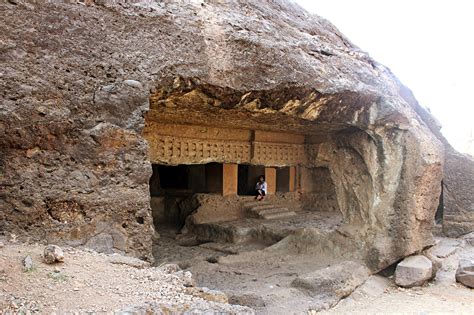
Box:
223 163 238 196
265 167 276 195
289 166 296 192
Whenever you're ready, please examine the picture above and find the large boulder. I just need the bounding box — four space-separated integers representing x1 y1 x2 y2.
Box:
403 88 474 237
0 0 452 268
455 259 474 288
442 151 474 237
395 255 433 287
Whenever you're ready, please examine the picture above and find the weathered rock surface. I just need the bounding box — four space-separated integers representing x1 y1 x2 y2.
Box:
404 88 474 237
228 294 266 308
422 249 443 279
291 261 370 311
43 245 65 264
349 275 391 301
185 287 228 304
107 253 150 269
442 151 474 237
463 232 474 247
395 255 433 287
428 239 460 258
455 259 474 288
0 0 455 268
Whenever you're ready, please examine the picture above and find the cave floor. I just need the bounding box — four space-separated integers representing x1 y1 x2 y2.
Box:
153 226 340 313
152 212 474 314
153 210 343 266
191 210 344 245
152 210 346 313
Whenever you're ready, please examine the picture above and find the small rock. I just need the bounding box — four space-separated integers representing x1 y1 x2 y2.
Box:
23 255 33 271
455 259 474 288
123 80 143 89
43 245 65 264
0 241 4 248
174 270 196 287
229 293 266 307
185 287 228 303
107 254 150 268
159 263 181 274
395 255 432 288
462 232 474 247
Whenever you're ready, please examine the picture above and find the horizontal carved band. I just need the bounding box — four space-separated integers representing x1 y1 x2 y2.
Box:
147 135 318 166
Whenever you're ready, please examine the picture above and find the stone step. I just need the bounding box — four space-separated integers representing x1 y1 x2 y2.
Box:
242 201 271 208
257 207 290 216
249 204 276 212
261 211 297 220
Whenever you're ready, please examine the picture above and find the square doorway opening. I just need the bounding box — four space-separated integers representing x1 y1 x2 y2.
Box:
238 164 265 196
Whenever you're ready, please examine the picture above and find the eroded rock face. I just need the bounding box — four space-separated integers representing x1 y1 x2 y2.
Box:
291 261 370 311
442 151 474 237
456 259 474 288
400 86 474 237
0 0 448 266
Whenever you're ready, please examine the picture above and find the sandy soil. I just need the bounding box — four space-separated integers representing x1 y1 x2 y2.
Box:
322 284 473 315
0 238 251 314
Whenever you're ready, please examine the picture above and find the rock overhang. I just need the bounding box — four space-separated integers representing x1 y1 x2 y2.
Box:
0 0 453 268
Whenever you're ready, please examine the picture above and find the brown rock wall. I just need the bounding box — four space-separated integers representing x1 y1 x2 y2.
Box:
0 0 450 266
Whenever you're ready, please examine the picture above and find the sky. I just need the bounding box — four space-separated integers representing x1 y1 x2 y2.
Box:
295 0 474 154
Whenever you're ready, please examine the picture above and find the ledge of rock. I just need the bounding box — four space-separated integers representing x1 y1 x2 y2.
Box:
291 261 370 311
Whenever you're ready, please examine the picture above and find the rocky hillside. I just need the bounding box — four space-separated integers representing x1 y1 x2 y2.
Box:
1 0 471 268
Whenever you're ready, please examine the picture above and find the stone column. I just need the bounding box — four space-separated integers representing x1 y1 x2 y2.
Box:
222 163 238 196
289 166 296 192
265 167 276 195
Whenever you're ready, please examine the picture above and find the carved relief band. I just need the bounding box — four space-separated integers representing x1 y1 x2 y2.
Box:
148 135 251 165
144 124 320 166
252 142 306 166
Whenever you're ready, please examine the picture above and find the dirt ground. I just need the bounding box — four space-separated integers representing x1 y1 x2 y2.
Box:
0 238 251 314
1 229 473 314
321 246 474 314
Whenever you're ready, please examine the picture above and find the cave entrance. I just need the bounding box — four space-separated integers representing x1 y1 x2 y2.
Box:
435 180 444 224
149 163 223 229
276 167 290 192
237 164 265 196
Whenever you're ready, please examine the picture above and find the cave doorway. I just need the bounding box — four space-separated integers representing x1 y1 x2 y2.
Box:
149 163 223 229
238 164 265 196
435 180 444 224
276 167 290 192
